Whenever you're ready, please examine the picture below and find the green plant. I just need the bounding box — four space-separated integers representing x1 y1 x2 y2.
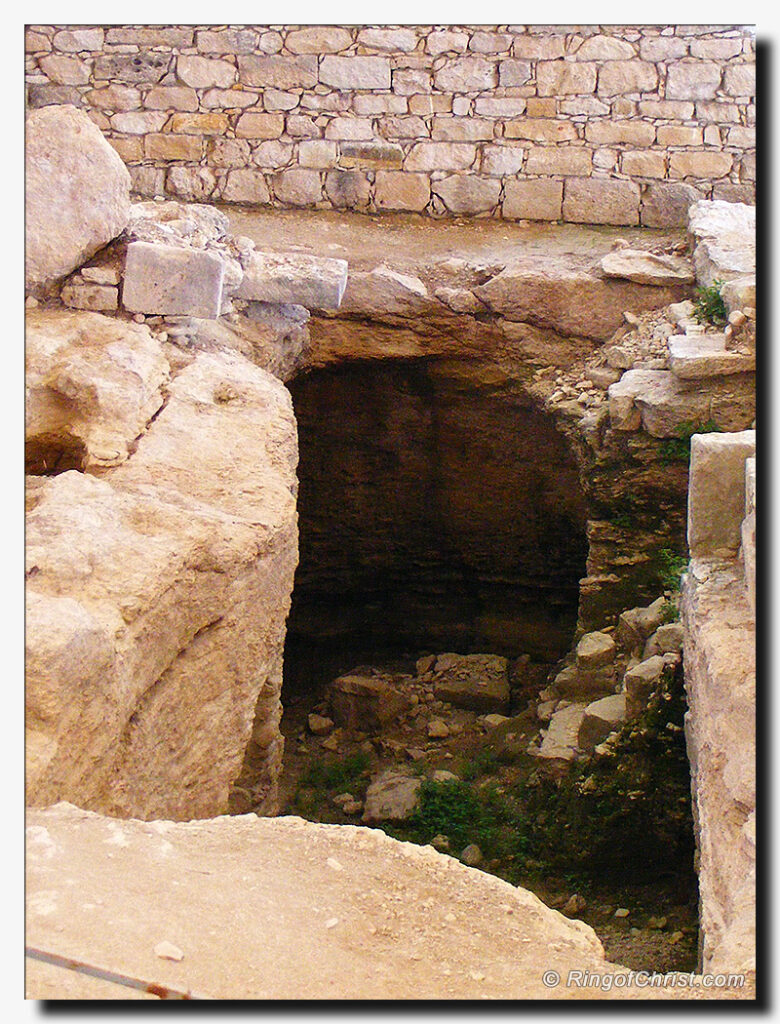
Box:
296 751 371 800
657 548 689 594
693 279 728 327
660 420 721 464
460 746 502 781
660 598 680 623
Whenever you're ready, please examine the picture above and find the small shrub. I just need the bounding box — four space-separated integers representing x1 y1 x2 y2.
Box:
298 751 371 795
660 419 721 464
657 548 689 594
460 747 501 782
693 279 728 327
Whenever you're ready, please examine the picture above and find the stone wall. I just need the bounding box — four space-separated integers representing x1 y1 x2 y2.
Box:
25 24 756 226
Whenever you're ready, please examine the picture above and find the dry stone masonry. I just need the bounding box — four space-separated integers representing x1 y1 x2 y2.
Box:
25 24 755 225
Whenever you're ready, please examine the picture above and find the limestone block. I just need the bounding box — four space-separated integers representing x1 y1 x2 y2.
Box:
392 68 432 95
431 174 500 215
607 370 664 431
374 171 430 211
597 60 658 95
25 310 168 472
688 200 756 289
666 60 722 100
640 182 704 229
670 152 733 180
329 673 411 733
668 337 755 379
298 140 338 168
285 27 352 53
176 55 236 89
271 168 323 205
239 54 318 89
236 250 348 311
474 97 527 117
325 169 370 209
166 166 218 201
201 87 259 109
574 35 635 60
362 769 422 823
86 84 142 110
28 84 85 108
688 430 756 558
324 117 375 140
26 105 131 295
358 28 418 51
340 265 428 317
552 663 616 701
111 110 168 134
432 653 510 714
105 27 193 47
524 147 592 176
639 99 694 119
404 142 476 172
433 57 497 92
26 351 298 820
600 250 694 286
122 241 225 318
195 28 258 53
536 60 597 95
617 598 667 652
235 112 285 138
585 121 655 146
656 125 703 147
53 27 103 51
643 623 684 659
497 60 532 86
431 116 494 141
620 151 666 179
145 134 202 161
222 169 271 204
536 704 587 771
469 31 513 53
623 655 666 715
563 178 640 226
481 145 526 177
169 112 229 135
578 694 628 750
60 280 118 312
504 119 577 142
742 458 756 614
319 56 391 89
426 30 469 54
39 54 90 85
723 64 755 97
640 37 688 60
339 141 403 168
511 36 565 60
576 631 616 669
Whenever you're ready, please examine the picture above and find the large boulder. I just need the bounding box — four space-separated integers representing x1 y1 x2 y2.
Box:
25 345 298 821
26 105 131 295
362 769 422 824
328 670 411 732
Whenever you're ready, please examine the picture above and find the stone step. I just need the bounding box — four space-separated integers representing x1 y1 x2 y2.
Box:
668 334 755 379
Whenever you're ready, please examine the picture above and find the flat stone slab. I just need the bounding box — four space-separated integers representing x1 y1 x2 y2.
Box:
432 653 510 714
537 704 587 768
600 249 694 286
668 336 755 379
578 694 628 751
236 250 348 310
122 241 226 318
27 802 703 1000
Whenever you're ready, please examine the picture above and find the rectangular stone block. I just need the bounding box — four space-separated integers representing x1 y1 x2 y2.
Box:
404 142 476 171
688 431 756 558
621 151 666 178
122 242 225 319
195 29 258 54
319 56 391 90
481 145 526 176
236 251 348 311
431 116 494 141
656 125 703 147
723 64 755 97
235 113 285 139
434 57 497 92
585 121 656 146
339 142 403 169
563 177 639 226
503 179 562 221
169 113 229 136
638 99 695 119
145 134 202 161
473 97 528 117
536 61 597 96
666 61 722 100
524 147 592 176
597 60 658 96
374 171 430 211
238 54 318 89
670 151 733 179
504 119 578 142
298 140 338 168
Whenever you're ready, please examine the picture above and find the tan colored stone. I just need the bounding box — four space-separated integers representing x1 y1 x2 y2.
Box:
641 181 704 228
285 27 353 53
85 84 141 110
298 139 338 168
498 60 532 87
105 27 193 47
353 94 409 115
325 169 371 209
207 138 251 167
195 28 258 54
638 99 694 119
563 178 640 226
695 100 741 123
271 168 323 206
26 105 131 295
426 30 469 55
688 431 756 558
481 145 526 176
25 30 51 52
110 111 168 134
511 36 565 60
176 55 236 89
639 36 688 61
358 27 418 51
165 166 217 202
145 134 202 161
525 97 557 117
469 31 513 53
339 141 403 169
433 57 497 92
392 68 432 95
598 60 658 95
657 125 703 146
235 112 285 139
108 137 143 163
201 87 259 109
670 151 733 179
525 147 592 176
407 94 453 115
324 117 374 141
431 116 493 141
143 86 199 111
723 64 755 97
239 54 318 89
431 174 501 214
374 171 430 211
559 96 610 116
690 38 743 59
52 28 103 51
220 169 270 204
38 54 90 85
169 112 229 136
319 55 390 89
573 35 635 60
621 151 666 178
536 61 597 95
404 142 476 172
667 61 722 100
381 115 429 139
504 118 577 142
503 179 562 220
585 121 655 146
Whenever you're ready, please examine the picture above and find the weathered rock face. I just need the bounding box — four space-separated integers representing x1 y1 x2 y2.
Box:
26 320 299 821
25 105 131 295
27 802 724 1000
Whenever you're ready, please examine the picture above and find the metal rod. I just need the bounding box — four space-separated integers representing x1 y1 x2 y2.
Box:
25 945 205 1000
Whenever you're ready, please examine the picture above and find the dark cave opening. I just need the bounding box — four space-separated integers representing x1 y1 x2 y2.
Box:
283 356 589 698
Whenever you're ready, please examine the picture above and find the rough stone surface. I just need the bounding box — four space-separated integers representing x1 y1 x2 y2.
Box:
122 241 226 318
24 802 711 1000
617 598 667 652
576 631 616 669
688 200 756 289
26 349 299 821
623 656 667 715
578 694 628 750
25 310 168 473
26 104 131 294
432 654 510 714
688 431 756 559
600 250 694 287
362 769 422 823
329 672 411 733
236 251 348 311
536 704 587 771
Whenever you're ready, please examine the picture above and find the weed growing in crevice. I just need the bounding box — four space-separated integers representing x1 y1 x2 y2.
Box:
693 279 728 327
660 420 721 464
